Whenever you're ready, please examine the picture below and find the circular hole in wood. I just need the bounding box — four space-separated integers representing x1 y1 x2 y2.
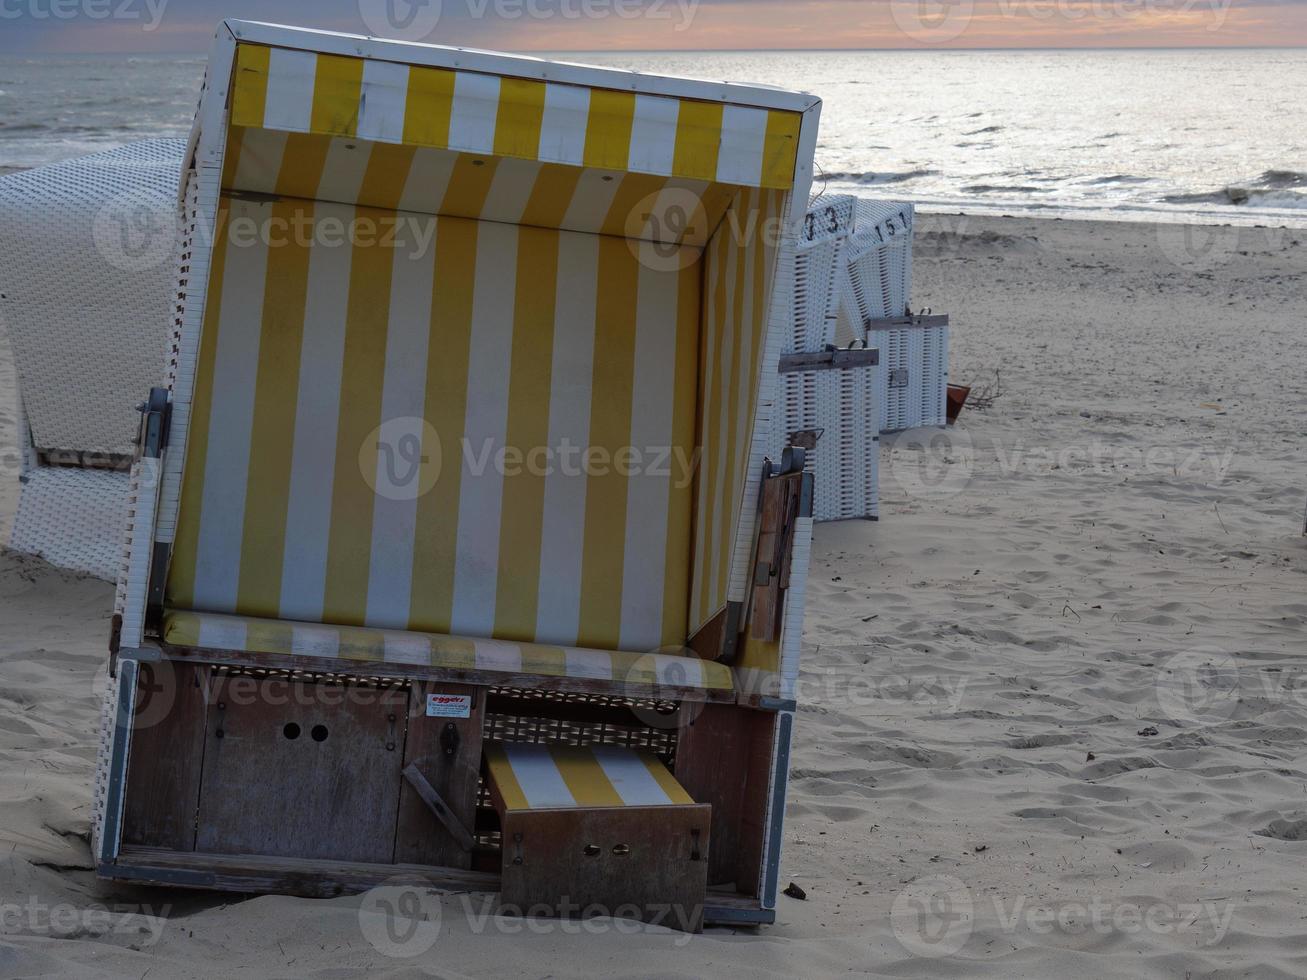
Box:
583 844 601 857
311 724 329 743
283 723 301 740
611 843 631 856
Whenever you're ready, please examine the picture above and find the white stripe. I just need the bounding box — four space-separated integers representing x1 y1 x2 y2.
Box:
450 222 517 636
707 231 739 614
191 201 267 611
357 59 409 143
448 72 500 155
627 95 679 176
383 631 432 665
316 138 373 207
655 654 704 689
482 158 542 226
690 240 723 626
291 623 341 658
474 639 524 674
278 202 353 621
504 743 575 809
197 614 248 650
563 647 613 681
263 48 317 133
534 231 597 646
364 223 436 628
561 169 621 234
538 83 590 167
231 128 287 195
716 105 769 186
592 746 674 806
618 263 680 652
398 146 458 214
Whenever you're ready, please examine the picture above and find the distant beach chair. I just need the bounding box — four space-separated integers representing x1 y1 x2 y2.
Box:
0 140 183 579
94 21 822 930
774 194 881 521
836 201 951 431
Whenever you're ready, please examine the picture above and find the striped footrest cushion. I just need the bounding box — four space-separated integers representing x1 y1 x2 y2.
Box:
485 742 694 811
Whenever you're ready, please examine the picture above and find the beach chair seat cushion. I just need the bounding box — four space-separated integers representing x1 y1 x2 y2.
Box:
160 609 733 693
484 742 695 811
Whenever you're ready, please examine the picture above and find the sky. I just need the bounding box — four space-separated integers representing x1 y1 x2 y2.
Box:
0 0 1304 53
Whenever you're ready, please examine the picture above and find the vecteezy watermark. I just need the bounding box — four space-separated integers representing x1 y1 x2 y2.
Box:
882 425 976 500
358 883 701 954
1155 648 1242 724
891 874 975 957
1155 222 1241 272
0 896 171 945
891 875 1236 958
361 418 702 502
890 0 1234 43
359 0 699 41
92 188 179 274
0 0 169 30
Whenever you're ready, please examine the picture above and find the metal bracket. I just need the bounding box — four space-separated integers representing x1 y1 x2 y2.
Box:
440 721 460 757
888 367 910 389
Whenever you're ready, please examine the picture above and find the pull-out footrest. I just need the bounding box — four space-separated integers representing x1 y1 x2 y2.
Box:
484 742 711 932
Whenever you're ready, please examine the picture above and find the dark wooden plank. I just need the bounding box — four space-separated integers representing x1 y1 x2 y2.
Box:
498 806 710 932
394 682 484 868
195 676 407 863
123 662 207 851
159 644 734 703
675 703 777 897
861 313 949 330
402 764 477 853
778 348 879 373
110 845 498 898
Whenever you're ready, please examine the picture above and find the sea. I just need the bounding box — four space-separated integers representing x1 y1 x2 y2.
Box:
1 47 1304 226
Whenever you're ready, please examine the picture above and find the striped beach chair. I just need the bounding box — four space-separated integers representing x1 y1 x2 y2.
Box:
94 21 822 930
0 140 184 578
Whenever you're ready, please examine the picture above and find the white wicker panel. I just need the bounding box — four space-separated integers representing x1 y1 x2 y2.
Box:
9 466 130 580
0 140 184 454
90 663 120 862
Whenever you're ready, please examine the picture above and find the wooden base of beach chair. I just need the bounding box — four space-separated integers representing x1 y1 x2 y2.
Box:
483 742 710 932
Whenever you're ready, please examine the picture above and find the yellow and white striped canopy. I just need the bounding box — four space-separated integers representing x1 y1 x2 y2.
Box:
228 42 801 192
485 742 695 811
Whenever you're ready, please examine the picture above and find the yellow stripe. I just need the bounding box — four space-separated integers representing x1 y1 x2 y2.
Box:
361 141 418 211
493 224 558 642
582 89 635 172
272 132 332 200
694 221 731 626
428 634 478 670
598 172 670 240
519 643 568 677
717 188 751 604
640 753 695 805
230 44 271 129
311 53 364 138
673 100 723 185
160 611 198 647
485 743 531 812
663 259 700 646
761 110 802 190
552 746 624 808
406 214 477 634
165 198 232 609
493 77 546 161
220 127 246 190
336 626 386 662
403 66 456 149
234 197 314 618
518 162 583 230
244 618 294 655
576 236 638 650
321 198 396 624
439 154 500 220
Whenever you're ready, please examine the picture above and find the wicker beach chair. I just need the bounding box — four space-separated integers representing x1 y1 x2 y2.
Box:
0 140 184 578
93 21 822 930
837 200 950 432
772 194 880 521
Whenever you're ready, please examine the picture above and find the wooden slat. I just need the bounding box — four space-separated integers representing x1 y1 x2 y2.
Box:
394 680 484 868
402 764 476 853
860 314 949 329
123 662 207 851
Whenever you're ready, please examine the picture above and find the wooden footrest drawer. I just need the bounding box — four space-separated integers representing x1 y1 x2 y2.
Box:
484 742 711 931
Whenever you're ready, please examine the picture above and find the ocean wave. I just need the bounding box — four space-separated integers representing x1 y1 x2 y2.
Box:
1164 185 1307 210
963 125 1003 135
1254 169 1306 189
962 184 1049 194
823 168 940 185
1086 174 1152 185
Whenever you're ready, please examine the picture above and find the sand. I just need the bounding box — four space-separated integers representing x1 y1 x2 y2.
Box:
0 213 1304 978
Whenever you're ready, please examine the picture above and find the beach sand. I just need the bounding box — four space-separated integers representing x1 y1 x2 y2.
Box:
0 213 1304 977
